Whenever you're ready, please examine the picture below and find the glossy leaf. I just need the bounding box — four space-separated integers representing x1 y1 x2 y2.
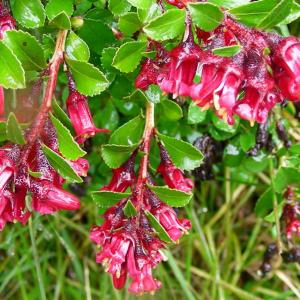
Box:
92 191 130 208
157 133 203 171
11 0 45 28
143 9 186 41
42 144 83 183
212 45 242 57
66 58 109 96
45 0 73 20
127 0 153 10
118 13 142 36
112 41 147 73
160 100 183 121
6 112 26 145
50 114 86 161
274 167 300 193
52 99 73 131
254 188 275 218
0 42 25 89
187 102 207 124
4 30 46 71
188 3 224 32
49 12 71 30
108 0 131 16
123 200 137 217
66 31 90 62
148 184 192 207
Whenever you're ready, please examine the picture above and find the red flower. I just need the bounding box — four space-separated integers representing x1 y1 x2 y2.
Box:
283 203 300 239
135 58 159 90
157 38 202 97
0 8 16 39
157 142 193 193
101 152 136 192
66 90 109 144
69 158 89 177
271 37 300 101
0 152 15 191
153 205 191 241
31 180 80 215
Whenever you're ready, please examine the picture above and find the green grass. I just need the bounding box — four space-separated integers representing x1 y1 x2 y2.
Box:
1 168 300 300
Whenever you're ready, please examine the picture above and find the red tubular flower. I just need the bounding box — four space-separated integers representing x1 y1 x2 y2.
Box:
157 37 202 98
153 205 191 241
0 153 14 191
31 180 80 215
166 0 186 9
66 90 109 144
0 7 16 39
135 58 159 90
272 37 300 101
283 204 300 239
101 152 136 192
157 142 193 193
69 158 89 177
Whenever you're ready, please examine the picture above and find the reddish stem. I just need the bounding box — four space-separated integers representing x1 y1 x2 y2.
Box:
21 30 68 162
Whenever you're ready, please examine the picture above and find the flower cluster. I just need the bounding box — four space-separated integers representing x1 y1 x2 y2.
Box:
90 135 192 294
135 14 300 125
0 119 87 230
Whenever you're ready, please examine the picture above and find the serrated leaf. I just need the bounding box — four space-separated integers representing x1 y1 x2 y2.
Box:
4 30 46 71
188 3 224 32
50 114 86 160
112 41 147 73
274 167 300 193
144 85 161 103
66 31 90 62
229 0 278 27
102 144 139 168
45 0 73 20
187 102 207 124
157 132 203 171
145 211 173 243
240 131 255 152
42 144 82 183
109 115 145 146
11 0 45 29
254 188 275 218
66 58 109 96
109 0 131 15
148 184 192 207
0 42 25 89
143 9 186 41
209 0 251 9
119 13 142 36
257 0 293 29
123 200 137 217
49 12 71 30
160 99 183 121
127 0 153 9
138 3 161 23
212 45 241 57
92 191 130 208
280 2 300 24
6 112 25 145
52 99 73 131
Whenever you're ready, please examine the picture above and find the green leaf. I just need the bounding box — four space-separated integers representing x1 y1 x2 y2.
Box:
123 200 137 217
240 131 256 152
92 191 130 208
6 112 25 145
254 188 275 218
66 31 90 62
119 13 142 36
160 100 183 121
42 144 83 183
0 122 7 142
45 0 73 20
212 113 239 133
188 3 224 32
11 0 45 28
209 0 251 9
280 2 300 24
49 12 71 30
144 85 161 103
274 167 300 193
127 0 153 9
108 0 131 16
187 102 207 124
145 211 173 243
4 30 46 71
112 41 147 73
52 99 73 131
229 0 278 27
102 144 139 168
157 132 203 171
50 114 86 161
257 0 293 29
138 3 162 23
143 9 186 41
212 45 241 57
28 169 43 178
0 42 25 89
66 58 109 96
109 115 145 146
148 184 192 207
